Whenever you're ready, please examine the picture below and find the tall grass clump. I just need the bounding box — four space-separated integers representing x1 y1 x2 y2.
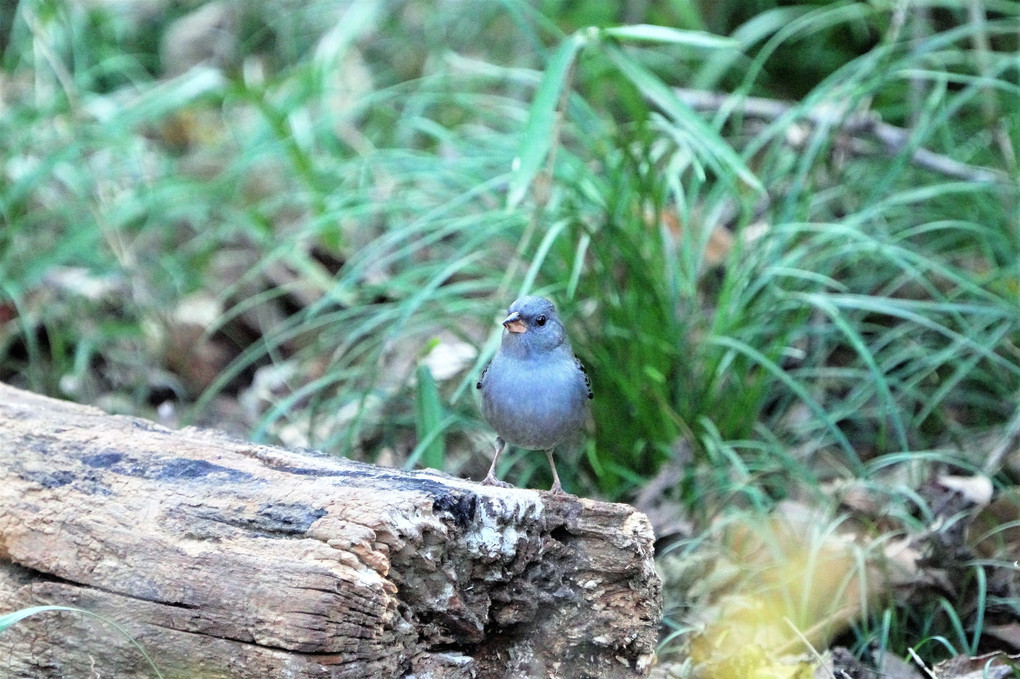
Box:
2 1 1017 502
505 3 1020 500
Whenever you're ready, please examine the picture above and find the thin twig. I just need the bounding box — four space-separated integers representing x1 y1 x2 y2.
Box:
673 88 1011 185
907 647 938 679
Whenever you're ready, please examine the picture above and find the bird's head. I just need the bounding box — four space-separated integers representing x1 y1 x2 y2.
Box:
500 296 567 354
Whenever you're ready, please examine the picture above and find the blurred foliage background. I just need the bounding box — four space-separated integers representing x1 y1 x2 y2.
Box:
1 0 1018 675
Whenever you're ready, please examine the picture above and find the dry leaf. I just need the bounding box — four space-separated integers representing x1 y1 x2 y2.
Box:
936 475 994 508
422 337 477 381
689 508 881 671
877 650 924 679
971 488 1020 558
983 622 1020 651
933 651 1020 679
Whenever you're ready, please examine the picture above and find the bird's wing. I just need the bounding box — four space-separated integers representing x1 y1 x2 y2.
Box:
574 357 593 399
475 361 490 390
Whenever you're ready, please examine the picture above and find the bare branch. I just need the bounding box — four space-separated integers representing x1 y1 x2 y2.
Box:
674 88 1011 185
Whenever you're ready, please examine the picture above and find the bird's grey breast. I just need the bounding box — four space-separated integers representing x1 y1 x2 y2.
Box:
480 349 589 450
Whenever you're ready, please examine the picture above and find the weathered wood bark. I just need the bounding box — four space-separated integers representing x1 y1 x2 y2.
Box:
0 383 661 679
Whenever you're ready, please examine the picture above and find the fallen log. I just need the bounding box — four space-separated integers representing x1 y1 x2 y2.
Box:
0 383 662 678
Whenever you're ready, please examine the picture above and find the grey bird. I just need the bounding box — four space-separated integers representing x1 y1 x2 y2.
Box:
476 296 593 493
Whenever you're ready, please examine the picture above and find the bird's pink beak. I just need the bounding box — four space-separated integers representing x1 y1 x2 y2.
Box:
502 311 526 334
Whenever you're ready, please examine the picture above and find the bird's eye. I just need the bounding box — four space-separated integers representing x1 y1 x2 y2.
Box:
536 315 547 326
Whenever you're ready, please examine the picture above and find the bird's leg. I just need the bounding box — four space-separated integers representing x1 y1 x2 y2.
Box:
481 437 513 488
545 449 565 494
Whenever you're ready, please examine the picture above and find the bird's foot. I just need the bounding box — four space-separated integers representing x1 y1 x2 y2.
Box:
481 473 514 489
547 481 572 496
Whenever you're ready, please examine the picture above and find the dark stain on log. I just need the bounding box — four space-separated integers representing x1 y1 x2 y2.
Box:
18 469 75 489
255 503 327 534
431 492 477 529
154 457 252 483
269 463 351 477
81 450 254 485
82 451 125 469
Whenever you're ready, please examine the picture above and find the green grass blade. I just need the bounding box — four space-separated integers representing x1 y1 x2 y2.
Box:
507 32 587 209
603 44 763 193
601 25 737 50
707 334 858 466
414 363 446 470
0 605 164 678
795 291 910 451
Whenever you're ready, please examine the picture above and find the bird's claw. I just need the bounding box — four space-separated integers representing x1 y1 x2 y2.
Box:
547 482 573 496
481 474 514 489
